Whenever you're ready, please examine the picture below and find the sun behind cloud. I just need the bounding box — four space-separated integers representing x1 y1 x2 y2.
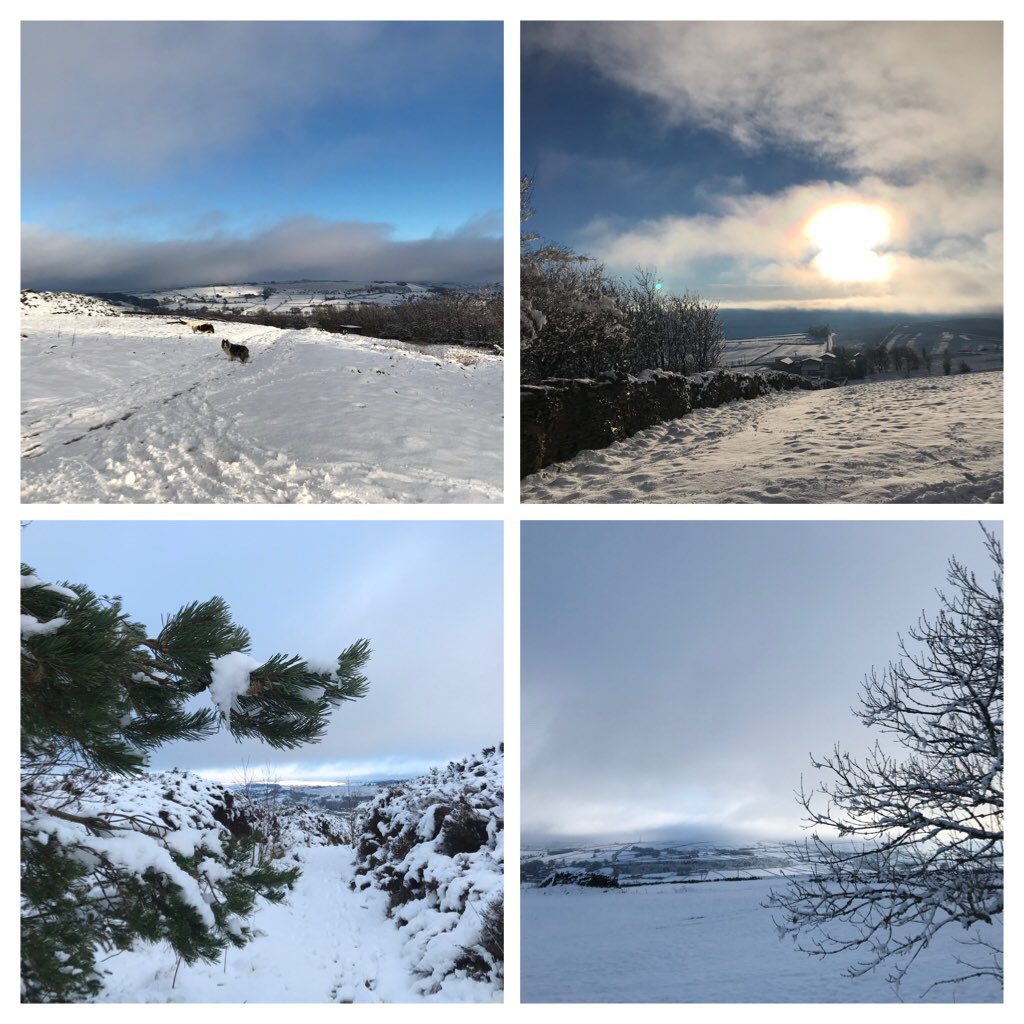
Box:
805 201 892 283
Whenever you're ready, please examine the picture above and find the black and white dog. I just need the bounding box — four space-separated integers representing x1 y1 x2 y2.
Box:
221 338 251 364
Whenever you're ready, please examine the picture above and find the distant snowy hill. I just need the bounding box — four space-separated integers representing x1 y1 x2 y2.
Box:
523 838 804 886
21 291 502 503
721 332 831 369
138 280 444 314
21 290 139 316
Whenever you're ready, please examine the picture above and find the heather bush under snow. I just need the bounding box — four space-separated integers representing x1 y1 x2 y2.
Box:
352 746 504 992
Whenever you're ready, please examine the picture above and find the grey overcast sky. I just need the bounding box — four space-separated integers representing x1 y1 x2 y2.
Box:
22 520 502 782
522 521 1001 843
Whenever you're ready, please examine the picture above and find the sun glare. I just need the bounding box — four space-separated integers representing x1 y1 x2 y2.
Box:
805 202 892 282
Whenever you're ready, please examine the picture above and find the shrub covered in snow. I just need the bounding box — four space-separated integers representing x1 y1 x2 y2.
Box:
352 746 504 993
239 796 352 861
520 179 725 382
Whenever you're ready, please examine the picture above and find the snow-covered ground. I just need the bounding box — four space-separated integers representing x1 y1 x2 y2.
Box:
21 292 502 503
98 844 489 1003
522 372 1002 504
521 877 1002 1003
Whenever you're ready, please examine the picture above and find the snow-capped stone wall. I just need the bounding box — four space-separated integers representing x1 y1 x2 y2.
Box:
521 367 834 476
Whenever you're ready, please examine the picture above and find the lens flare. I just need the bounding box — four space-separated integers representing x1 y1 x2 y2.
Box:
805 202 891 282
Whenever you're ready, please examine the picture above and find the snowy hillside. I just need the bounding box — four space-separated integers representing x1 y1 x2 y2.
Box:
522 371 1002 503
721 333 830 368
21 290 137 316
523 838 804 886
21 291 502 503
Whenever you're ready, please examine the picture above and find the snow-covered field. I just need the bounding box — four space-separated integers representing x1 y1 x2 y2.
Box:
721 333 829 368
21 292 502 503
521 877 1002 1003
522 372 1002 504
139 280 438 315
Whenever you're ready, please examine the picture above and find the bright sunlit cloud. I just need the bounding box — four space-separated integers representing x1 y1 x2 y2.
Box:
580 177 1001 313
805 202 891 282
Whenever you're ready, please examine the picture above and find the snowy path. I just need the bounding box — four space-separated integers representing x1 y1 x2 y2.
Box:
522 878 1003 1003
522 372 1002 504
96 846 482 1003
22 309 502 503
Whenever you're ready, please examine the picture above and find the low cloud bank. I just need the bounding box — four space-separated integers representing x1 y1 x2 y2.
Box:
22 216 503 291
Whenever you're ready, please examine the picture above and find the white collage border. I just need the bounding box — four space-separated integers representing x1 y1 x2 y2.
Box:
3 1 1017 1019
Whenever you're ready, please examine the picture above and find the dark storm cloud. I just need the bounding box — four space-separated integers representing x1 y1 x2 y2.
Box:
21 216 503 291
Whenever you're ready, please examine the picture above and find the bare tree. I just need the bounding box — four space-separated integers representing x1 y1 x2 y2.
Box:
234 760 285 864
617 267 666 370
338 778 365 847
766 529 1003 995
675 290 725 373
520 177 626 381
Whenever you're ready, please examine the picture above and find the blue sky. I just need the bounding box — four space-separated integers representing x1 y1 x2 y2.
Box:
22 520 503 782
522 521 1001 841
522 57 839 246
522 22 1002 314
22 22 503 289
